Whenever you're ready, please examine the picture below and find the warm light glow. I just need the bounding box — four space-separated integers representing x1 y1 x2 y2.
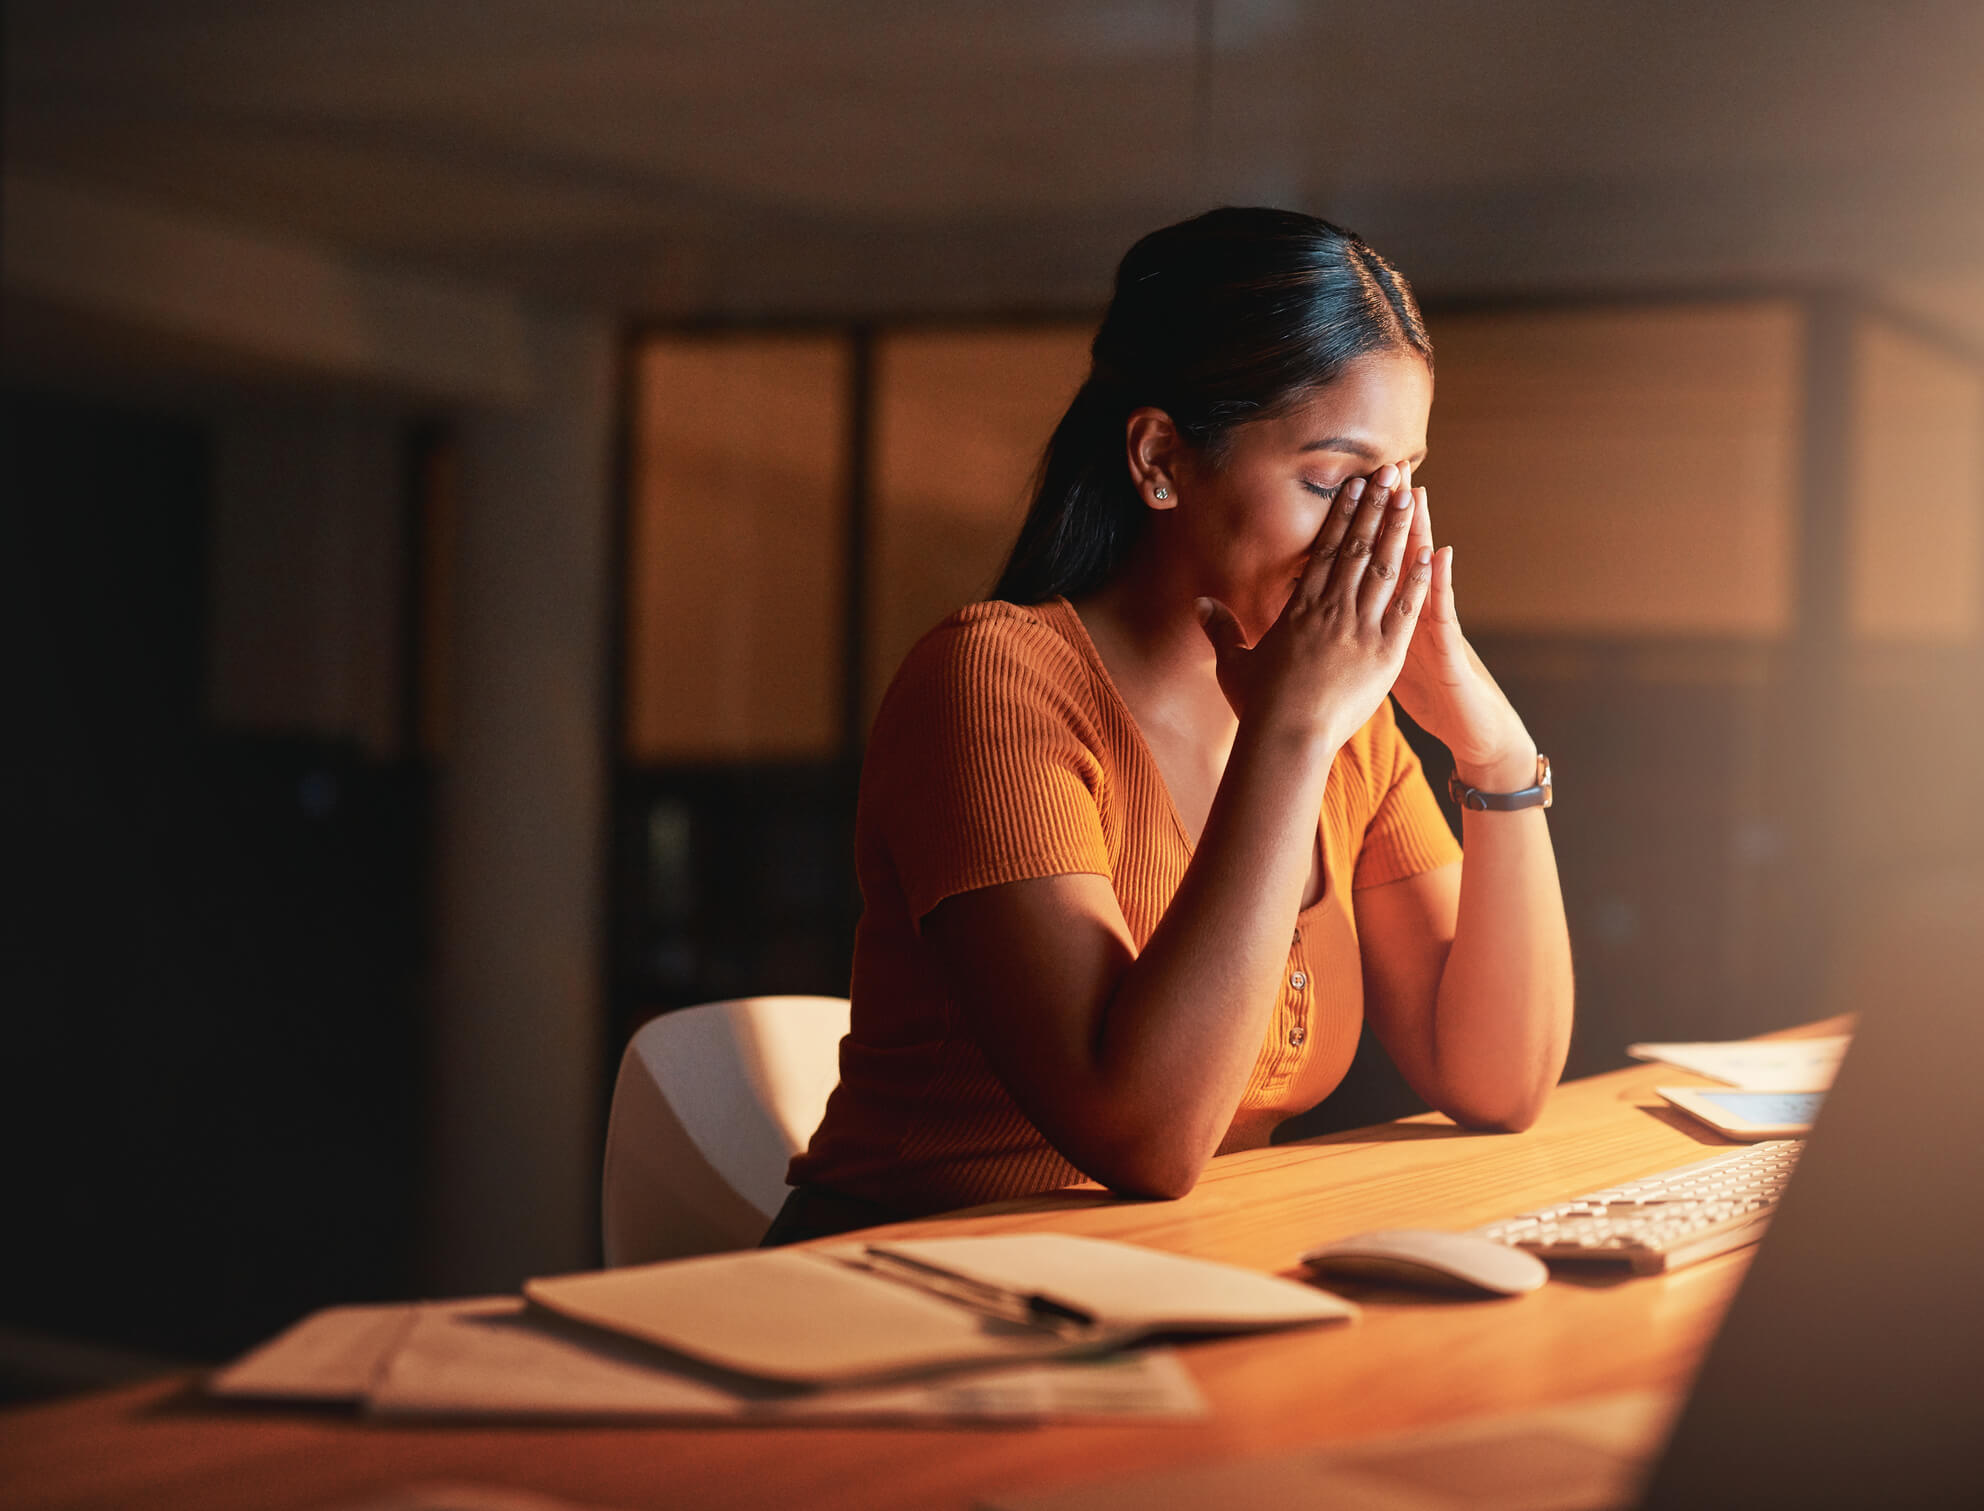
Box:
869 327 1092 724
1428 302 1804 638
626 335 851 761
1848 319 1984 643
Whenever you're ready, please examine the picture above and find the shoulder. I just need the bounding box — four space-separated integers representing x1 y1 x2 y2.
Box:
877 599 1099 728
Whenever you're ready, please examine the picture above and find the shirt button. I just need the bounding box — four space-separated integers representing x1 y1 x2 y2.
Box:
1290 971 1307 991
1288 1024 1307 1047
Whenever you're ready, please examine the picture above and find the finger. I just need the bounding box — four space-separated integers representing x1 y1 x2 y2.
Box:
1405 482 1434 568
1386 475 1429 628
1194 595 1249 660
1390 543 1434 630
1320 463 1397 601
1358 463 1418 617
1430 544 1457 625
1294 475 1365 599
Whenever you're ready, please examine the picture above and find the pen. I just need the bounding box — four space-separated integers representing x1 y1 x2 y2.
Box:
858 1247 1098 1334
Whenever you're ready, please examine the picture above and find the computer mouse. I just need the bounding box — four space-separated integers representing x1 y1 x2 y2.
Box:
1299 1228 1549 1297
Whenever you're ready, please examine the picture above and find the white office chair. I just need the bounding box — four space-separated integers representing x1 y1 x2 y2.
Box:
600 994 851 1266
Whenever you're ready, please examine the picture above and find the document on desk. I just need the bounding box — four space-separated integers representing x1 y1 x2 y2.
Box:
373 1298 1204 1422
522 1232 1356 1387
209 1296 1207 1423
208 1301 419 1401
1627 1034 1850 1090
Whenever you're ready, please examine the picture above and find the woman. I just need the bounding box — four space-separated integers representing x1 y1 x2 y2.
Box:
770 207 1573 1244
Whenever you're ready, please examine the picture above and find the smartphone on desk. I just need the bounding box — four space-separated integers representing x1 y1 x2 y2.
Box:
1657 1086 1825 1140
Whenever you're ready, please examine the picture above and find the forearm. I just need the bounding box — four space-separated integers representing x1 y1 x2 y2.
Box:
1427 769 1573 1130
1084 718 1334 1193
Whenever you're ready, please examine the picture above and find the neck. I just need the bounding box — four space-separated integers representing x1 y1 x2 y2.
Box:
1069 532 1223 704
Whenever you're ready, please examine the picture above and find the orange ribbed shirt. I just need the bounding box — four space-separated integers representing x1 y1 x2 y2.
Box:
788 597 1462 1215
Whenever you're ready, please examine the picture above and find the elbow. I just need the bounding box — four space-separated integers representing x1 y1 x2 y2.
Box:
1428 1011 1571 1134
1442 1081 1552 1134
1455 1104 1541 1136
1073 1129 1212 1203
1105 1161 1202 1203
1033 1076 1231 1201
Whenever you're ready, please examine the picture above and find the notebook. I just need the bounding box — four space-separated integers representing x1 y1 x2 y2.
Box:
522 1232 1356 1386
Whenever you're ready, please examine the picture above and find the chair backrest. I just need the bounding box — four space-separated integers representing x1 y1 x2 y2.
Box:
600 995 850 1266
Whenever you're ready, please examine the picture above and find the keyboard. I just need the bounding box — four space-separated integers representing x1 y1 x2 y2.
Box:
1475 1139 1805 1275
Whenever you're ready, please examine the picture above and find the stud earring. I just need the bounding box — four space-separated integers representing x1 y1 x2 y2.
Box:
1153 486 1170 500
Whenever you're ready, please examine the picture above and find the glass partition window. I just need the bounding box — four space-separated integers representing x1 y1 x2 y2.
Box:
1427 302 1805 638
624 335 851 761
1848 320 1984 644
867 327 1091 725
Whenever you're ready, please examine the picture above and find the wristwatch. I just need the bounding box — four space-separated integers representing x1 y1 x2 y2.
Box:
1449 754 1552 812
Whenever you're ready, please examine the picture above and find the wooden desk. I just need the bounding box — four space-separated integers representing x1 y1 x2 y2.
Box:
1 1021 1845 1511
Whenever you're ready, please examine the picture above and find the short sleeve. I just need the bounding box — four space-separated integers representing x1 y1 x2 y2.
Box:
864 607 1113 926
1351 698 1464 890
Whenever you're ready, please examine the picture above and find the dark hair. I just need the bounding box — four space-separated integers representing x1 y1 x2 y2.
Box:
993 207 1431 603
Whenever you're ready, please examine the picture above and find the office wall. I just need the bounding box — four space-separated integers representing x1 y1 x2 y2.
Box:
208 403 408 757
428 313 616 1293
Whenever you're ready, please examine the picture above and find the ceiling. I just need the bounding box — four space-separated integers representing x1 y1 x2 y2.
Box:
8 0 1984 327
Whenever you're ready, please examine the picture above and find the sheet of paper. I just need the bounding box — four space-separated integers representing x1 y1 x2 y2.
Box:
207 1301 425 1401
361 1298 1204 1423
1627 1035 1850 1090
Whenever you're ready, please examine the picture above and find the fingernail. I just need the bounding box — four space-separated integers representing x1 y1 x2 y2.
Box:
1345 477 1366 500
1193 597 1213 624
1417 547 1432 563
1374 463 1398 487
1394 485 1413 508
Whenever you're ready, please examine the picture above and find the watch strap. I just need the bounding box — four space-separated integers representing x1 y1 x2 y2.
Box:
1449 754 1552 812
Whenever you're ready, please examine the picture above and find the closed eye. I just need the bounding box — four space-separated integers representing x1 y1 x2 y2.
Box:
1300 480 1345 502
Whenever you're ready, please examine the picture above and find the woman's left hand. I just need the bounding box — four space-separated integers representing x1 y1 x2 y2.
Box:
1386 463 1540 790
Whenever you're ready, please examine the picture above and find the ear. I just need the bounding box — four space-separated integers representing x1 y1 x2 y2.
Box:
1124 407 1184 510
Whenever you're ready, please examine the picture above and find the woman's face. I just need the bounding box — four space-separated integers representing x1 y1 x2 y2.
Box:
1169 349 1432 639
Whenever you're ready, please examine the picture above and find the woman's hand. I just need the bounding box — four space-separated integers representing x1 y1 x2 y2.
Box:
1195 463 1430 752
1387 463 1538 788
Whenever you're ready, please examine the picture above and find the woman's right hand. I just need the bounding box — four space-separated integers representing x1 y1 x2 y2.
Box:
1195 461 1430 750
